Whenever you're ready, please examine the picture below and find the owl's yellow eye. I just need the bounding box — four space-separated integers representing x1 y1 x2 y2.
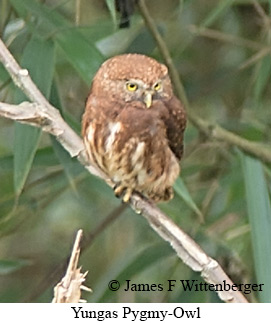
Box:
153 82 162 91
126 82 138 92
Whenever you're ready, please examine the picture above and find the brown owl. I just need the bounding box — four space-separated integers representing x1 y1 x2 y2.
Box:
82 54 186 203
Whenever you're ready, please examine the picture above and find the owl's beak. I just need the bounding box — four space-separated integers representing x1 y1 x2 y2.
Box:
143 91 153 108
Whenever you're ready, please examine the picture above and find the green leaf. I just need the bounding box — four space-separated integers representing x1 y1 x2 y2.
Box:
9 0 68 33
8 0 27 17
11 0 102 195
126 26 161 55
105 0 118 30
178 0 236 64
96 21 142 57
0 259 31 274
13 36 55 196
253 55 271 105
51 136 84 193
202 0 235 28
14 125 41 196
174 177 203 221
0 147 58 172
241 154 271 302
49 80 83 191
0 63 9 83
56 29 103 84
10 0 104 84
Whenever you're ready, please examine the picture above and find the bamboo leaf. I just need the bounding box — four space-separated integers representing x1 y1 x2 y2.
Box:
13 36 55 196
49 81 84 191
14 125 41 196
105 0 118 30
51 136 84 193
56 29 103 84
0 259 31 274
174 177 203 221
241 154 271 302
10 0 104 84
96 23 142 57
253 55 271 105
202 0 235 28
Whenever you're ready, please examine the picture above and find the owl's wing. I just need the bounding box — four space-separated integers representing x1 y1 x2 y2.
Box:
83 94 186 162
82 94 121 137
164 96 187 160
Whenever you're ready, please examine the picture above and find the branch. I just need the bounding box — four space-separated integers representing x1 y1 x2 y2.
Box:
138 0 271 164
0 37 248 302
131 195 248 303
188 113 271 164
188 25 271 52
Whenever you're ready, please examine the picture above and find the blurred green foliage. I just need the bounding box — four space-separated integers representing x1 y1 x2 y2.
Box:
0 0 271 303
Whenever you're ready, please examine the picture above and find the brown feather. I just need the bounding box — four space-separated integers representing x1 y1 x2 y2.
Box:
82 54 186 202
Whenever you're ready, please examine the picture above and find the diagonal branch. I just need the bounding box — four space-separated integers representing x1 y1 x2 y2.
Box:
138 0 271 165
0 36 248 302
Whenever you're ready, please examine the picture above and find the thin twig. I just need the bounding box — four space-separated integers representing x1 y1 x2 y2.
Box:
253 1 271 27
75 0 81 26
239 47 271 70
0 35 248 302
187 113 271 164
188 25 270 52
137 0 189 108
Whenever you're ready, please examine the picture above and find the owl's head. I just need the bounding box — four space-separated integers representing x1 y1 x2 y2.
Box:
91 54 173 108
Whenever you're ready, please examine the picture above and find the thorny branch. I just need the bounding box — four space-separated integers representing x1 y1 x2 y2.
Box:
0 34 248 302
52 229 92 303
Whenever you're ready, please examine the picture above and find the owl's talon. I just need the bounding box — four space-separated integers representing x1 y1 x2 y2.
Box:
150 187 174 202
114 184 124 198
122 187 133 203
164 187 174 201
114 185 133 203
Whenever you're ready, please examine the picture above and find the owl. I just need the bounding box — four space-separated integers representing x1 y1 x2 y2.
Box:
82 54 186 203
